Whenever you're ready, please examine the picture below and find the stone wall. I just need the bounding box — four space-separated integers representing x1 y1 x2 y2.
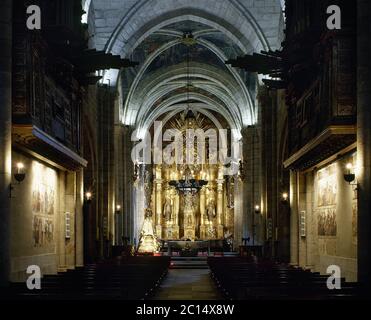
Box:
10 151 80 282
294 153 357 281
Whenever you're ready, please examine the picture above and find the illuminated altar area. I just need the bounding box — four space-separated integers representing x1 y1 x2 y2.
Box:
136 109 239 249
151 162 234 241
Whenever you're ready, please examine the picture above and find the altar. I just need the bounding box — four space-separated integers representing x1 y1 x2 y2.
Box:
151 163 235 241
164 239 227 256
136 110 237 254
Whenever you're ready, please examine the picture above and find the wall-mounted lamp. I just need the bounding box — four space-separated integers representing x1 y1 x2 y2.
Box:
343 163 356 184
241 237 250 246
85 192 92 203
282 192 289 202
116 205 121 213
14 162 26 183
254 205 261 214
9 162 27 198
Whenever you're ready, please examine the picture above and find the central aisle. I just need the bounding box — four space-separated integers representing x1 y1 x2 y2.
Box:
152 267 222 300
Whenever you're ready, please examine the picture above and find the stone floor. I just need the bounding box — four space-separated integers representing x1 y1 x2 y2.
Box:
153 269 222 300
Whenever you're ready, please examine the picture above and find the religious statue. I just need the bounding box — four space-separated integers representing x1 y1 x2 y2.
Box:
144 169 152 208
206 198 216 221
207 225 216 238
163 196 173 222
184 193 195 227
138 208 160 253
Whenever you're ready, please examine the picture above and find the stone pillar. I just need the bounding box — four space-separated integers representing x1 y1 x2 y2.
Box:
122 126 134 242
172 187 179 239
305 171 315 269
357 0 371 285
65 171 76 268
200 187 206 238
174 192 179 226
240 127 250 245
233 177 241 248
289 170 299 266
58 172 67 272
217 175 224 238
155 176 163 238
241 126 260 245
75 169 84 267
298 172 306 267
0 0 12 287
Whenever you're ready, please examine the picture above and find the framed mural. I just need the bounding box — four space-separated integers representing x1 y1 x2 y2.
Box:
317 163 337 237
318 208 337 236
32 182 55 247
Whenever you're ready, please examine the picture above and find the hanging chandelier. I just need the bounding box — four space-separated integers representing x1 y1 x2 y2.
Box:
168 31 207 195
169 166 207 195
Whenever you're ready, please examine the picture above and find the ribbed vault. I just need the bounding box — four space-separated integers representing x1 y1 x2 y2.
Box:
85 0 284 135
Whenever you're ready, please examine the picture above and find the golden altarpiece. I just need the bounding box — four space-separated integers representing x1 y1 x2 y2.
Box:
140 110 236 242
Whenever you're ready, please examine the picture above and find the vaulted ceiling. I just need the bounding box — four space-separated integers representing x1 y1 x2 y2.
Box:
83 0 284 136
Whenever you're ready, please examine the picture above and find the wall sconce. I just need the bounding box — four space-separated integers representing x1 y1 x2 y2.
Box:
14 162 26 183
343 163 356 184
9 162 27 198
281 192 289 203
254 205 261 214
241 237 250 246
116 205 121 213
85 192 92 203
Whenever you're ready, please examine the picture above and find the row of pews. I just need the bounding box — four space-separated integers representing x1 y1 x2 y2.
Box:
3 256 170 300
208 257 361 300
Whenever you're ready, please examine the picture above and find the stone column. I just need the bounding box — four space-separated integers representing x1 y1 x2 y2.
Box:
357 0 371 285
172 188 179 239
122 126 134 242
58 172 67 272
234 178 243 249
155 175 163 238
75 169 84 267
298 172 306 267
0 0 12 287
216 172 224 238
289 170 299 266
174 192 179 226
305 171 315 269
65 171 76 268
200 187 206 238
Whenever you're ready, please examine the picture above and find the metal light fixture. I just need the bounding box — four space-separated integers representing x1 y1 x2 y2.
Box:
343 163 356 184
169 179 208 194
254 205 261 214
9 162 27 198
85 192 92 203
242 237 250 246
14 162 26 183
282 192 289 202
169 166 208 195
116 204 121 212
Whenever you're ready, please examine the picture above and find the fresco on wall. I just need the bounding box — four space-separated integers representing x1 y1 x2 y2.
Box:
318 208 337 236
33 216 54 247
317 164 337 207
31 170 56 247
32 184 55 215
317 163 337 237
